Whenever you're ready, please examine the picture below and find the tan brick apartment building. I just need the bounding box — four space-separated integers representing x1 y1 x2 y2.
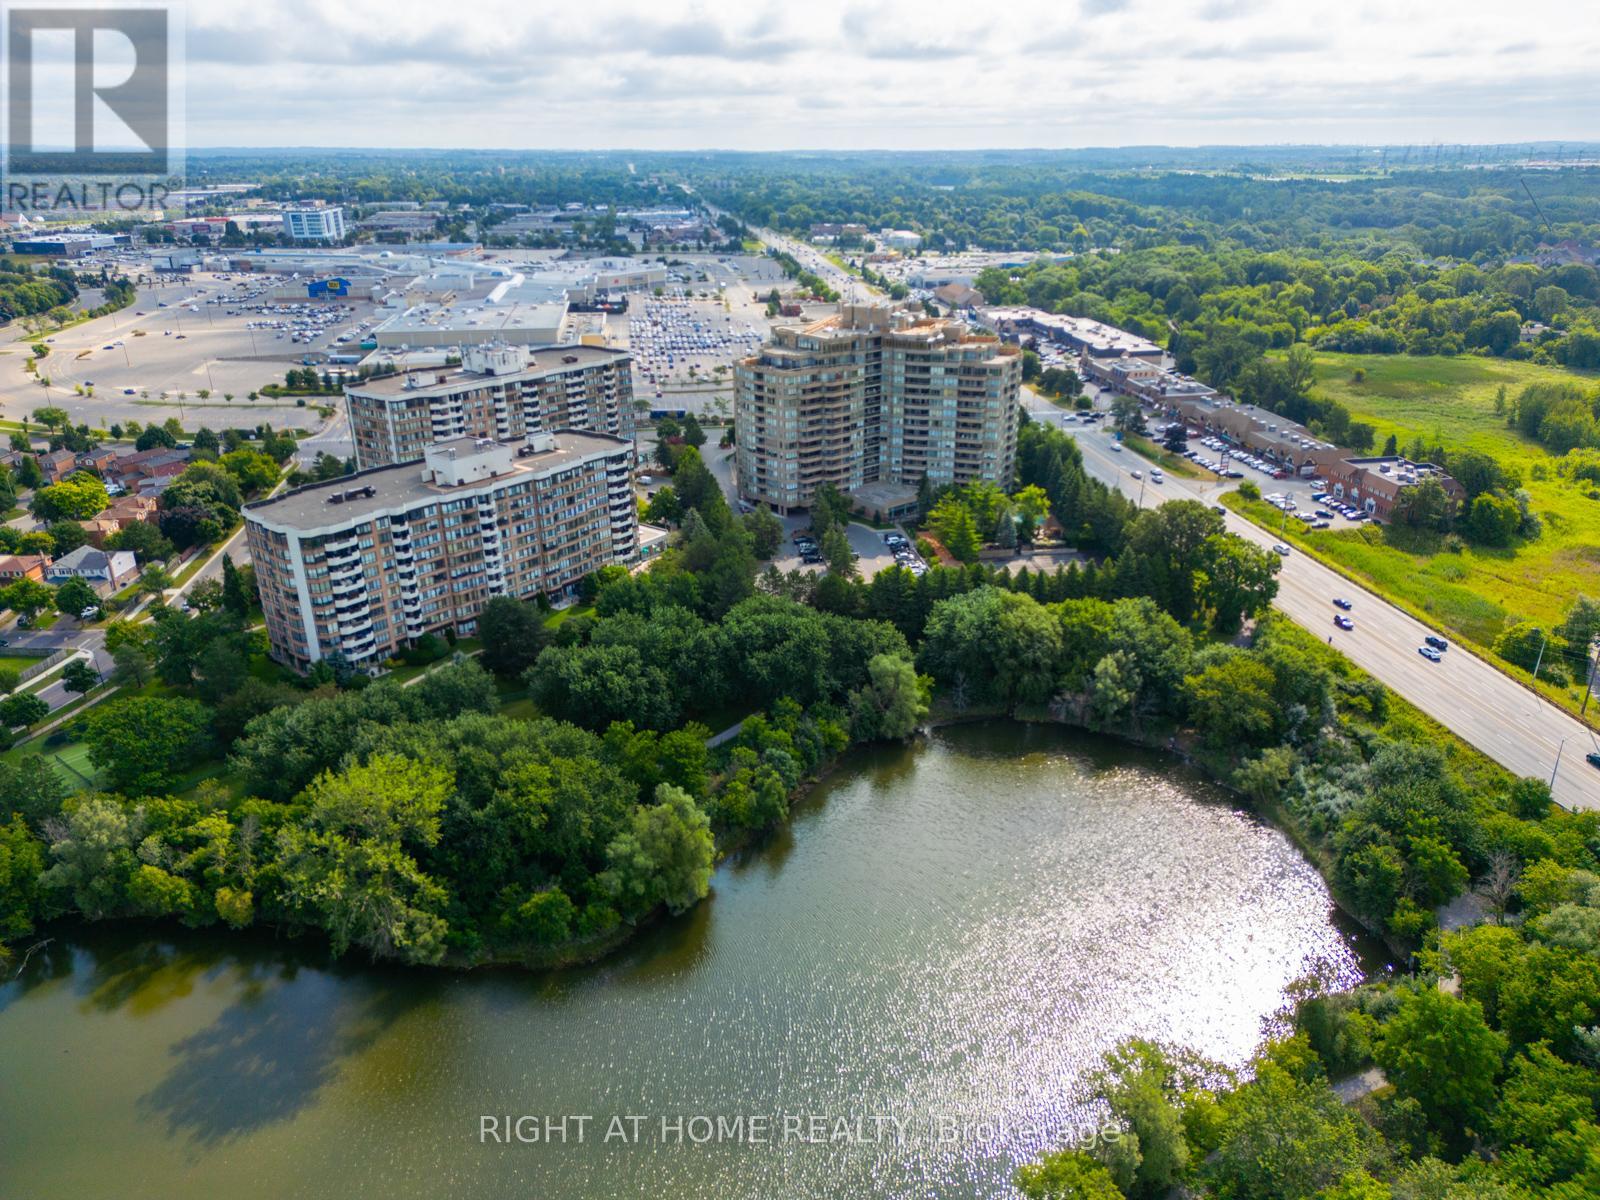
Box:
733 305 1022 513
346 342 634 470
245 432 637 671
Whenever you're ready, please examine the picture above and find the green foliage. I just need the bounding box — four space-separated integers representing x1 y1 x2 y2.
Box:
80 696 212 795
272 753 453 964
1374 987 1507 1141
30 474 108 522
847 653 930 741
1014 1151 1127 1200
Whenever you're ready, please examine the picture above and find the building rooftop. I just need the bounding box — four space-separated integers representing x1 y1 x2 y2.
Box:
245 430 632 532
374 300 568 340
347 343 629 398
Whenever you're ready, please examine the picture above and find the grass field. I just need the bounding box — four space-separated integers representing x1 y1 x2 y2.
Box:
1225 490 1594 715
1283 352 1600 641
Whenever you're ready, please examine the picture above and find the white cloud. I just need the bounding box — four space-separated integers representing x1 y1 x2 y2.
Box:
177 0 1600 148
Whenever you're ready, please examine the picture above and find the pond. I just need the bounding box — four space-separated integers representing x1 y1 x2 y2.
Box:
0 721 1381 1198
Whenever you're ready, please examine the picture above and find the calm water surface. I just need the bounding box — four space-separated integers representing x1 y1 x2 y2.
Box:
0 722 1381 1199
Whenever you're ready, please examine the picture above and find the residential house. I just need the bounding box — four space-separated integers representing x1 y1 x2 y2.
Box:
105 493 159 524
76 448 119 474
105 447 190 490
44 546 137 592
0 555 48 583
40 448 78 484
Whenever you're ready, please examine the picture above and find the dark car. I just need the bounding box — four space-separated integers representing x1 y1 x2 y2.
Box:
1333 598 1352 610
1334 615 1354 631
1587 751 1600 770
1424 635 1448 651
1315 509 1334 519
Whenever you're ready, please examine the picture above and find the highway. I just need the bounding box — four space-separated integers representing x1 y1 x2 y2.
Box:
714 207 1600 807
1019 389 1600 812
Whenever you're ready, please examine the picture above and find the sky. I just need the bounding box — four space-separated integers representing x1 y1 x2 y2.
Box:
164 0 1600 149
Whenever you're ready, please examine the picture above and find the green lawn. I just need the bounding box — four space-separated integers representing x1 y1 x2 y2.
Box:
1289 351 1600 637
1122 432 1217 480
1224 492 1592 716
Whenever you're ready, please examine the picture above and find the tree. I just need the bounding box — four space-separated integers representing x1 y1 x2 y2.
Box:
30 475 108 522
1184 655 1278 750
1093 1041 1190 1197
0 813 46 945
743 503 784 559
139 564 174 598
1465 491 1521 546
0 577 55 622
53 576 98 619
644 485 682 525
36 794 137 919
220 553 250 615
848 653 930 741
822 525 857 577
1374 986 1507 1140
1390 476 1454 531
1110 393 1145 433
1198 534 1281 632
272 753 453 965
80 696 212 795
1015 1151 1127 1200
478 596 549 678
0 692 48 729
135 424 177 451
930 495 981 563
601 783 714 917
61 658 99 695
104 518 174 564
1208 1063 1372 1200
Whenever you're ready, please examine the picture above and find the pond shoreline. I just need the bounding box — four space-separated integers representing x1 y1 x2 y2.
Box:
10 712 1396 977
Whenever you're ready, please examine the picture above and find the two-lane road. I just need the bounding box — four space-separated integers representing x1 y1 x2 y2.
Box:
1023 391 1600 811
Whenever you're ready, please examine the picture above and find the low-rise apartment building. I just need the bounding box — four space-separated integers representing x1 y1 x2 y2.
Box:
346 342 635 470
245 432 638 671
733 305 1022 513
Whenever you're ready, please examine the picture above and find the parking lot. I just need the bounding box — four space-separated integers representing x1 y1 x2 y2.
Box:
775 522 925 578
2 269 382 430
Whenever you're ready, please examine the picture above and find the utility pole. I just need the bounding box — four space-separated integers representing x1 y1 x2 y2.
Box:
1550 736 1569 790
1532 628 1549 681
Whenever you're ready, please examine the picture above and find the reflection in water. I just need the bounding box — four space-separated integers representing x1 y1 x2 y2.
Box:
0 722 1383 1200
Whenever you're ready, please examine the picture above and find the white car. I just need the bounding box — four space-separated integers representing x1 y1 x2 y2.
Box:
1273 543 1291 556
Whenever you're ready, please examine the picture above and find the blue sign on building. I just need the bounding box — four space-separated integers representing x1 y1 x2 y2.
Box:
308 277 351 298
